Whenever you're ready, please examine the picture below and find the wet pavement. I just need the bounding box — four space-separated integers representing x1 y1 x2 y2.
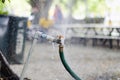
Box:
10 41 120 80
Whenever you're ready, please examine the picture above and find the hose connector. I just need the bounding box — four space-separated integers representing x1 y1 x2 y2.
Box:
36 31 55 42
36 31 64 45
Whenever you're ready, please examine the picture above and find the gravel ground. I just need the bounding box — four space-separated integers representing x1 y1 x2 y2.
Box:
10 41 120 80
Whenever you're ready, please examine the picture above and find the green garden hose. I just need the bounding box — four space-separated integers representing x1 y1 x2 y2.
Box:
59 44 81 80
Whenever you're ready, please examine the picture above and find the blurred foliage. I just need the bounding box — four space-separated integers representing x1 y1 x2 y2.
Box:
16 0 106 18
0 0 10 15
0 0 31 16
87 0 107 17
2 0 5 3
58 0 107 18
0 0 118 18
9 0 31 16
1 0 10 3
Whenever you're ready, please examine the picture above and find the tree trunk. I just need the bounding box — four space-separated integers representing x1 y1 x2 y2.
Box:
29 0 53 24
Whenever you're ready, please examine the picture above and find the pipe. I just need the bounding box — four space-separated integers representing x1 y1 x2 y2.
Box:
20 32 38 80
59 44 81 80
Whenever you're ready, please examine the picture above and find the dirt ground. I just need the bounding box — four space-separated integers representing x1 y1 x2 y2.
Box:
10 41 120 80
